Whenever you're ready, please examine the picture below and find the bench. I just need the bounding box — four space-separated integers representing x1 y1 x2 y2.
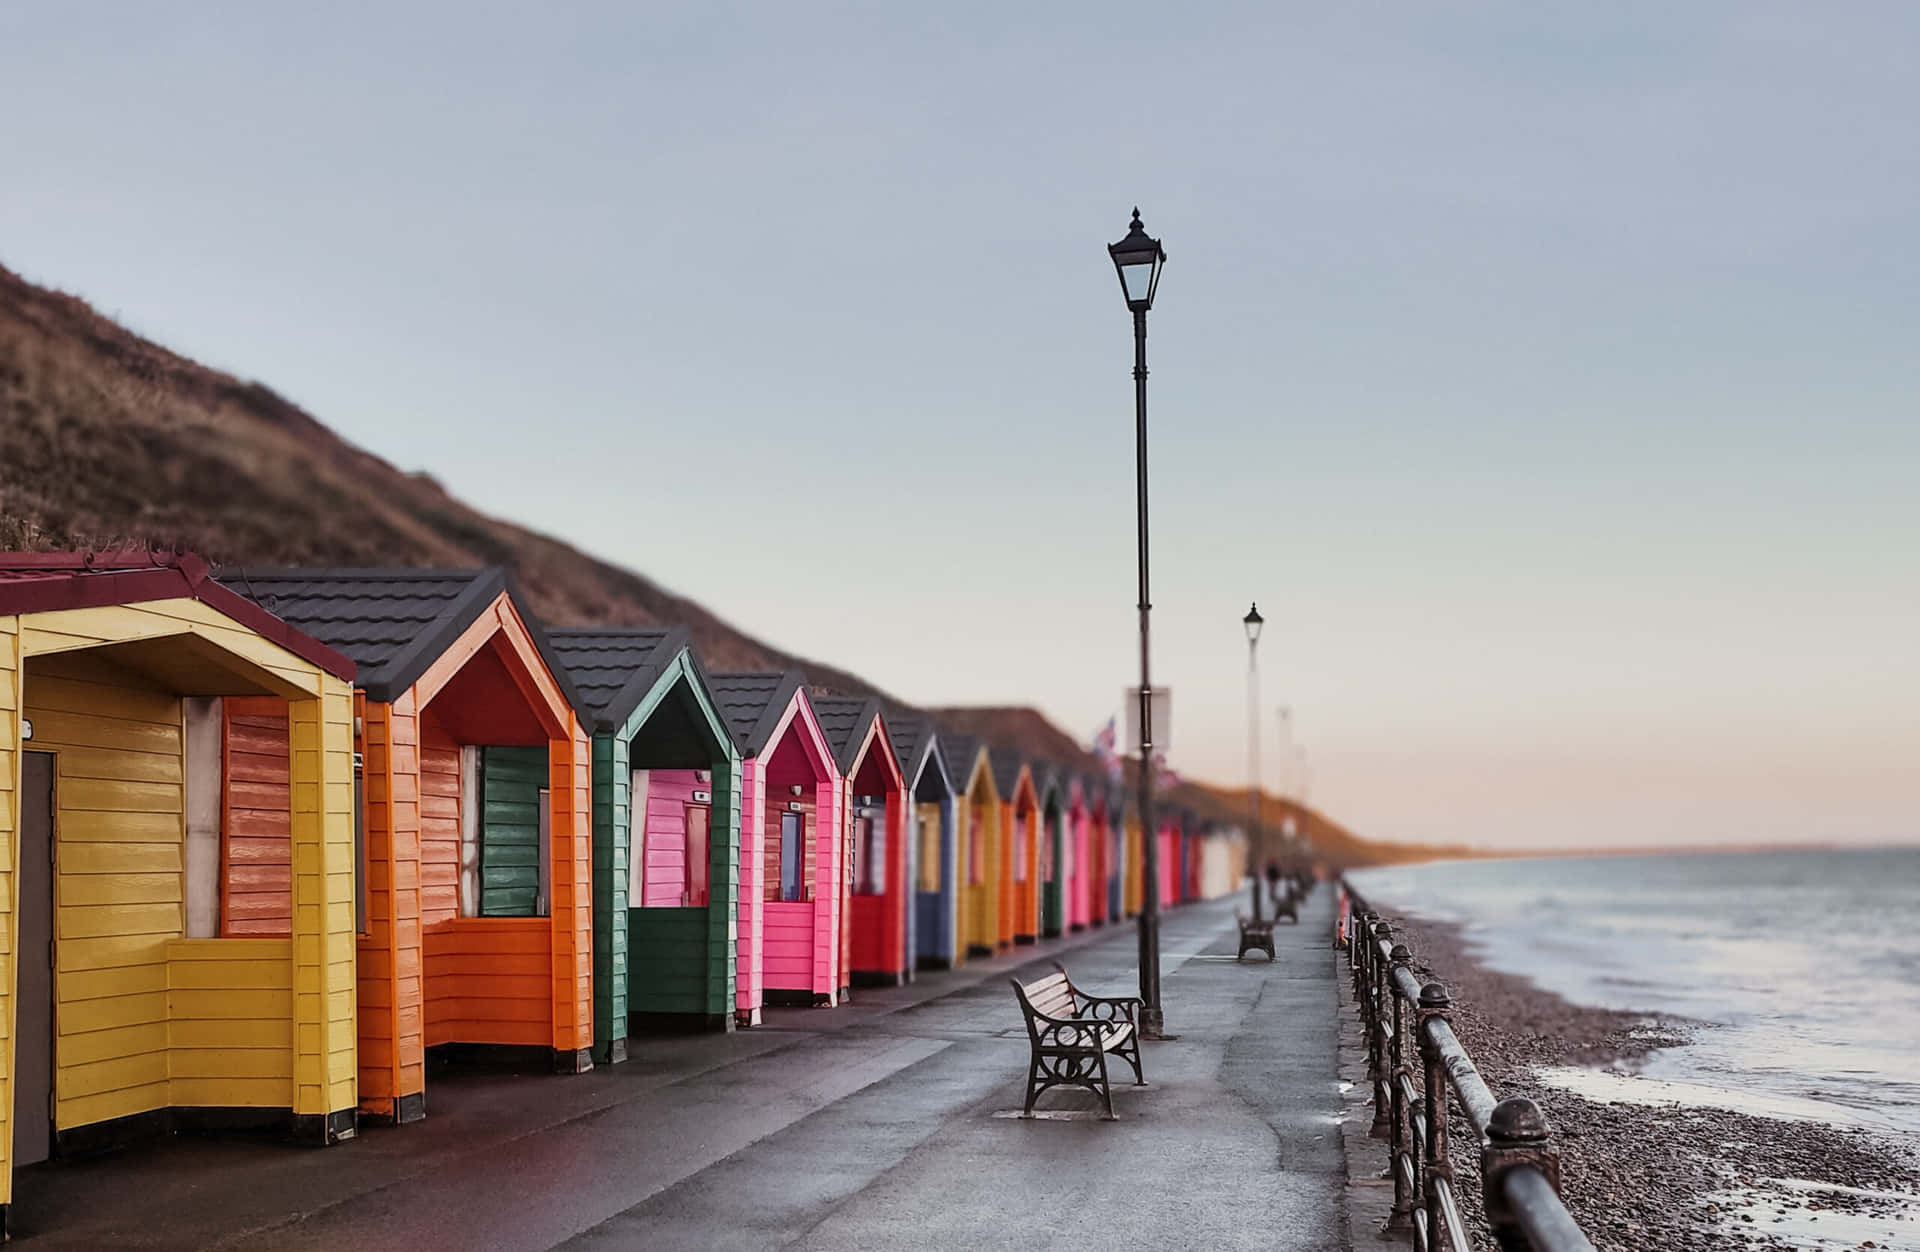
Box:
1270 887 1299 924
1009 964 1146 1119
1236 914 1276 961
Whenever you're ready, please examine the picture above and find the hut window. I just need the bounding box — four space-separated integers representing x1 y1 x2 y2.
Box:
853 804 883 896
1013 814 1029 883
917 803 942 892
684 804 710 906
183 696 224 939
477 745 550 917
967 810 983 885
778 810 805 902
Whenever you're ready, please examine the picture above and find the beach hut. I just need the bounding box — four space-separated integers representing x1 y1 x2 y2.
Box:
1110 786 1134 920
1062 774 1089 932
707 673 843 1020
811 697 908 987
1084 777 1111 927
943 736 1000 958
0 552 359 1231
888 715 957 971
1157 812 1181 910
989 749 1039 946
1034 766 1066 939
546 628 741 1053
217 567 593 1125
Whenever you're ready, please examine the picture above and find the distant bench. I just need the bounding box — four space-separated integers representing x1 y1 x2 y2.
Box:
1237 914 1276 961
1009 964 1147 1119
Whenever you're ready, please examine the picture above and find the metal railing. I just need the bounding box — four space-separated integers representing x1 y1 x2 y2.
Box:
1338 882 1597 1252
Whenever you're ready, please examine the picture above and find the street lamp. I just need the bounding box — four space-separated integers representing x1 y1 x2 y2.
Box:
1110 207 1167 1038
1243 604 1264 922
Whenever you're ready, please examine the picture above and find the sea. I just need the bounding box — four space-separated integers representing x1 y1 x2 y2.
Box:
1348 847 1920 1138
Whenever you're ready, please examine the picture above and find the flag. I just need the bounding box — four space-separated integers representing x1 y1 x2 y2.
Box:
1090 717 1117 760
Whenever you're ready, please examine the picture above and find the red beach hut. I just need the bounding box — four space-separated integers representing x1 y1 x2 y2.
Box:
811 697 908 987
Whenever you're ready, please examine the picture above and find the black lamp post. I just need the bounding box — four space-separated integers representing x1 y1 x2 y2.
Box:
1109 208 1167 1038
1244 603 1264 922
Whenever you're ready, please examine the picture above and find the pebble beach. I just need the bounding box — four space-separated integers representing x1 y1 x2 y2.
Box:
1380 910 1920 1251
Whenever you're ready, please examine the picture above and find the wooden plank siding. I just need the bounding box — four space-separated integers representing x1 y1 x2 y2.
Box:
735 757 763 1021
356 692 424 1118
0 616 18 1197
25 658 182 1133
220 697 292 936
589 728 629 1060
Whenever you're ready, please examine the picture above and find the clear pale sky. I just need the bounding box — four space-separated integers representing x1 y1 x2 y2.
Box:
3 4 1914 850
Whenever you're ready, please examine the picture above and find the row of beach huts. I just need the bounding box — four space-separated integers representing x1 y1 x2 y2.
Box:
0 552 1249 1231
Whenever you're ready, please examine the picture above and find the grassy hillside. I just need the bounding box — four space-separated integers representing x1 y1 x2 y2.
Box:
0 261 883 690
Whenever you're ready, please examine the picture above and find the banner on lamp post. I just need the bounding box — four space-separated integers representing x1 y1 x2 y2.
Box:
1123 687 1171 756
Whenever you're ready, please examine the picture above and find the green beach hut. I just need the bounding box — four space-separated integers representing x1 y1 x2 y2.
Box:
549 627 742 1057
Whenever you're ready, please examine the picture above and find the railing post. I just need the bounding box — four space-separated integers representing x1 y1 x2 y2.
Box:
1483 1097 1562 1252
1368 920 1393 1138
1385 943 1414 1231
1417 981 1452 1250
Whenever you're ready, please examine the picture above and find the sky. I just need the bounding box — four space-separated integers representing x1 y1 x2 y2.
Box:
2 3 1914 851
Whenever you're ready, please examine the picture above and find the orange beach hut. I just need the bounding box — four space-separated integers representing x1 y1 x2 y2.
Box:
0 552 359 1236
989 749 1038 946
218 568 593 1124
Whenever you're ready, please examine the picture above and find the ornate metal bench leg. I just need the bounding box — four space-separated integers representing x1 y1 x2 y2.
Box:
1023 1055 1041 1116
1122 1036 1147 1086
1097 1051 1117 1121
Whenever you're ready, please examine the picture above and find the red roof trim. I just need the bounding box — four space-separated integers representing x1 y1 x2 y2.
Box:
0 551 356 682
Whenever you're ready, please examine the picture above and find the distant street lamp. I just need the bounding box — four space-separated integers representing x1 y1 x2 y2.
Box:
1110 207 1167 1038
1244 604 1265 922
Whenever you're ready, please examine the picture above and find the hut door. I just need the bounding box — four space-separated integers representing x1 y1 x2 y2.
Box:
14 752 56 1166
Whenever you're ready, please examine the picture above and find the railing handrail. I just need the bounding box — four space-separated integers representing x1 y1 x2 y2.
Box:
1338 879 1597 1252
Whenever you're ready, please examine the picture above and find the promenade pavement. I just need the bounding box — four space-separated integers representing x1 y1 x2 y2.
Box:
10 889 1347 1251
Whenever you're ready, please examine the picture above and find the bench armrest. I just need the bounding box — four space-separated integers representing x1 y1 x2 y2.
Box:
1072 994 1140 1026
1034 1015 1127 1050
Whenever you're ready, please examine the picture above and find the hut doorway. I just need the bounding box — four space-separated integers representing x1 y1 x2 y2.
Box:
12 752 55 1168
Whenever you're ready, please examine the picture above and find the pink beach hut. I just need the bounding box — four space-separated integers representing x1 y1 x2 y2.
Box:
1065 774 1091 931
708 672 844 1022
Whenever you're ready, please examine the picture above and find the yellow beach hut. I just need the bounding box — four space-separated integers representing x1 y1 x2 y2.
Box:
0 552 358 1237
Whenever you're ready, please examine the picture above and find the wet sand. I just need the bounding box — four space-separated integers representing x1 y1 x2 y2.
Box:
1377 910 1920 1251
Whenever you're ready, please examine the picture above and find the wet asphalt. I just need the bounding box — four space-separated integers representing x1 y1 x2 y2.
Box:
10 890 1345 1251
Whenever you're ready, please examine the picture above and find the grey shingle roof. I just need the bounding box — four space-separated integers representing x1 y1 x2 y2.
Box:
216 567 568 705
1032 762 1063 807
706 670 806 756
942 733 989 793
885 712 953 796
809 694 891 777
547 626 692 734
988 747 1028 799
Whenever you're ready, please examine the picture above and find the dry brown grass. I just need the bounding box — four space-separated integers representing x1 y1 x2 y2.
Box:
0 260 880 694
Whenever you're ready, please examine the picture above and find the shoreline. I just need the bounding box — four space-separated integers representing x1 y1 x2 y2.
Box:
1374 907 1920 1250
